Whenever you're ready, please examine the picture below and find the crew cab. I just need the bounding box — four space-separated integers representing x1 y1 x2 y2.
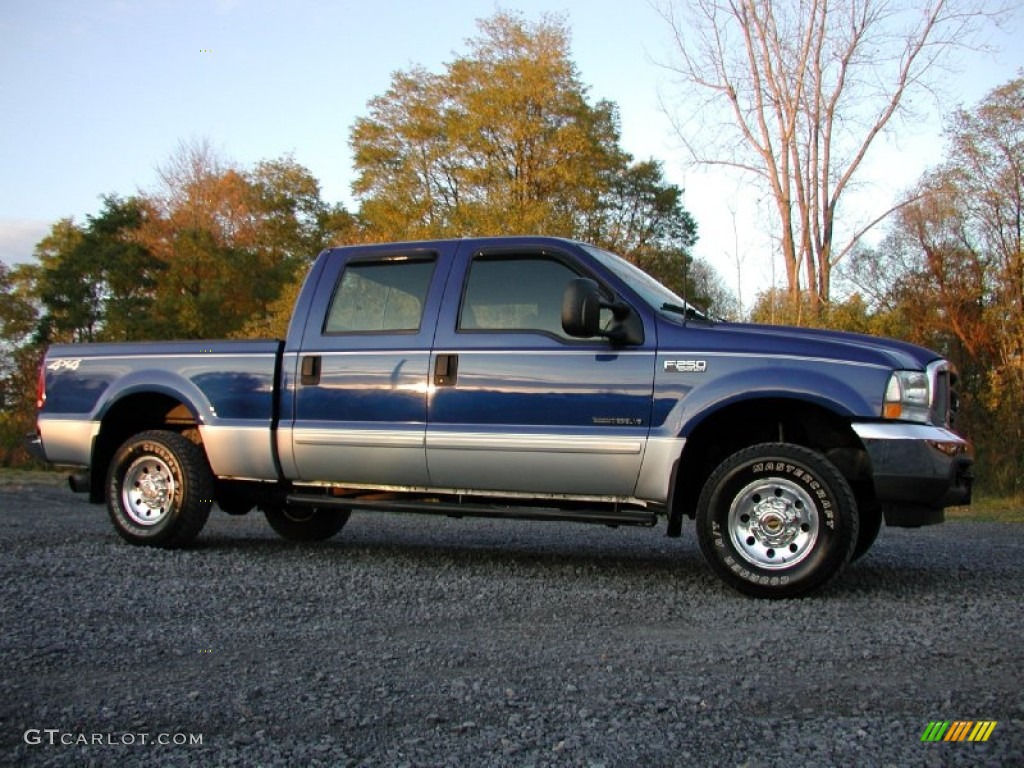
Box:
28 236 973 597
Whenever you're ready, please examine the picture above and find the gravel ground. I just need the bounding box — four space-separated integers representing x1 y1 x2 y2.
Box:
1 481 1021 767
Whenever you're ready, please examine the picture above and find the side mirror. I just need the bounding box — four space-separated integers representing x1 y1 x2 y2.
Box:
561 278 643 346
561 278 603 338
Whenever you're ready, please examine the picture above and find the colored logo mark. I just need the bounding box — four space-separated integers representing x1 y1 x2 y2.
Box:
921 721 998 742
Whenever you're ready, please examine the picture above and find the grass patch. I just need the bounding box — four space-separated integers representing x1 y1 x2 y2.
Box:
947 496 1024 523
0 468 69 487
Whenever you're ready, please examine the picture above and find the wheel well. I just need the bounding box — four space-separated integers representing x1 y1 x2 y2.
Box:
87 394 200 503
669 398 875 531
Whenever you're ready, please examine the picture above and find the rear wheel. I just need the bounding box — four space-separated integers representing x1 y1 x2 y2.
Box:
263 505 350 542
106 430 214 547
696 443 858 598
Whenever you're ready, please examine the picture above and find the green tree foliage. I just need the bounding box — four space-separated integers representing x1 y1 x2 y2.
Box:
0 264 36 345
24 196 160 344
352 12 622 239
0 263 41 465
26 218 94 343
350 11 715 311
87 196 162 341
15 143 354 346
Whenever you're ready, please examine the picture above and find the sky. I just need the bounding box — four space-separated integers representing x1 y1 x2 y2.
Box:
2 0 1022 307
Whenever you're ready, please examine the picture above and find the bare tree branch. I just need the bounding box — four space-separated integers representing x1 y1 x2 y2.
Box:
653 0 1013 316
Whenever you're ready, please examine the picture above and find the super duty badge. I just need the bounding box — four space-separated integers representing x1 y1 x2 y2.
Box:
664 360 707 373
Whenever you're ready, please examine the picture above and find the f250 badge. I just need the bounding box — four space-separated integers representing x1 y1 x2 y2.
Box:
47 359 82 372
664 360 707 373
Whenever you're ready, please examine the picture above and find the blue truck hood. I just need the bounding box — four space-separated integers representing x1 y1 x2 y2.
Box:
658 318 940 371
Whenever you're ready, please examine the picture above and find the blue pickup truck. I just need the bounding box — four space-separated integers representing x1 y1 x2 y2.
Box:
28 236 973 597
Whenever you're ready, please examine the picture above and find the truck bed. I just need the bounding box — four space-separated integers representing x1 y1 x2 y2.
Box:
37 339 282 479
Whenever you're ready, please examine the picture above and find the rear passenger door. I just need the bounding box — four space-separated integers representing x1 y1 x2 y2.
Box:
426 243 656 497
288 246 448 486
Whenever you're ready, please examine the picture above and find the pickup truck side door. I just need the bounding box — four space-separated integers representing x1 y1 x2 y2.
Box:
426 241 657 497
283 244 452 486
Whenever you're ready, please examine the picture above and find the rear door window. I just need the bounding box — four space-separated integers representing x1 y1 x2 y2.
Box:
324 258 435 334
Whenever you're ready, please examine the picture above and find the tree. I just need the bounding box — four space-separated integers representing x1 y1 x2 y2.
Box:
143 140 352 338
350 11 728 311
352 13 691 246
245 155 357 273
352 12 623 239
843 77 1024 494
0 262 41 465
23 196 161 344
142 139 255 338
27 218 96 343
0 262 38 402
85 195 162 341
656 0 1009 316
0 264 36 340
585 158 712 308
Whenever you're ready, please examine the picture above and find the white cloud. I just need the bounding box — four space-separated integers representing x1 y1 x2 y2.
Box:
0 219 52 266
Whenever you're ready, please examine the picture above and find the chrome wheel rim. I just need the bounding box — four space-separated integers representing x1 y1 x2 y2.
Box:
122 456 176 526
728 477 819 570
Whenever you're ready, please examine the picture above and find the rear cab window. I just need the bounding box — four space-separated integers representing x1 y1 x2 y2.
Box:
324 257 436 334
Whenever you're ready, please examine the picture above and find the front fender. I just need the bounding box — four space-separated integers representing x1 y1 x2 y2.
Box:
651 357 888 438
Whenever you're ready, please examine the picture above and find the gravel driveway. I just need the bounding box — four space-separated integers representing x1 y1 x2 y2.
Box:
1 481 1021 767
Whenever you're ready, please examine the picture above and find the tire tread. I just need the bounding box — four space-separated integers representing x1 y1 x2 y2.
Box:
106 430 214 548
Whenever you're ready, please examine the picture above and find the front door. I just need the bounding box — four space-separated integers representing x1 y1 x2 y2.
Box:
426 243 656 498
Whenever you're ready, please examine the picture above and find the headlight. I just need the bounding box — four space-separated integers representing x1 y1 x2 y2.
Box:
883 370 930 422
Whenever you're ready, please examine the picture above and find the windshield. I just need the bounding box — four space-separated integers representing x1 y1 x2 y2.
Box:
581 244 708 322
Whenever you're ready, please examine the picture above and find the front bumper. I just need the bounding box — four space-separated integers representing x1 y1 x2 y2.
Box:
852 422 973 527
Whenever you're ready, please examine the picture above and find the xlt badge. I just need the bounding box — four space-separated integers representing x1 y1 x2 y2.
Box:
664 360 707 373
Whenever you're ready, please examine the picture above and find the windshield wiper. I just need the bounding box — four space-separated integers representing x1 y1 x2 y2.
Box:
661 302 714 324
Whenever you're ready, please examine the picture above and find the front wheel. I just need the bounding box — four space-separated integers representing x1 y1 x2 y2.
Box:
106 430 214 548
851 502 883 562
263 505 350 542
696 443 858 598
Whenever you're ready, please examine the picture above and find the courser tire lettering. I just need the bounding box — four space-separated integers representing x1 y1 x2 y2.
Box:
105 430 214 548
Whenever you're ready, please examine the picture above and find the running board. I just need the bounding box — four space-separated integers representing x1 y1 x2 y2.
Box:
285 494 658 528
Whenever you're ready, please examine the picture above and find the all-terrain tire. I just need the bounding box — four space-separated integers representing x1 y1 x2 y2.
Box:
851 502 883 562
263 505 350 542
696 442 859 598
106 430 214 548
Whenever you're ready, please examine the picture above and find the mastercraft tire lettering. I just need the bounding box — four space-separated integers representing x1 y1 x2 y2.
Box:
696 443 858 598
105 430 214 548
